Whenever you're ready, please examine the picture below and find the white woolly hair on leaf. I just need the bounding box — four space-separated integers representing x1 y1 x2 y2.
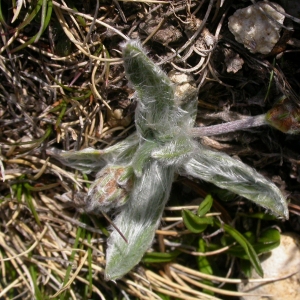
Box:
57 148 107 174
131 140 157 177
51 38 290 281
99 133 139 164
151 133 196 167
56 133 139 173
122 40 178 139
105 160 174 280
180 144 289 219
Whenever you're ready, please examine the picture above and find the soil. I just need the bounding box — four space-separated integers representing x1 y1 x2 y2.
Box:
1 1 300 299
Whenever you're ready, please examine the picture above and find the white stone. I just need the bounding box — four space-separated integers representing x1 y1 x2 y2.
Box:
228 2 285 54
238 233 300 299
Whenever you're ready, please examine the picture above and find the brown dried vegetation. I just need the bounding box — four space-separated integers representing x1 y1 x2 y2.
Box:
1 0 300 299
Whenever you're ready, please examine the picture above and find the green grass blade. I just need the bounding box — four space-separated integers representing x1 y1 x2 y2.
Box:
24 189 41 226
10 0 53 53
198 194 213 217
59 226 82 300
215 220 263 277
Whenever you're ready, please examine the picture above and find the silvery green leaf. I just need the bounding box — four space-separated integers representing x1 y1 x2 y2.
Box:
122 40 174 112
51 133 139 173
180 144 288 219
122 40 178 139
151 134 195 166
52 38 290 283
105 161 174 280
53 147 107 174
131 140 157 177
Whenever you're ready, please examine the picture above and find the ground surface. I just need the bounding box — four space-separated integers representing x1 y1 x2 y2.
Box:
1 1 300 299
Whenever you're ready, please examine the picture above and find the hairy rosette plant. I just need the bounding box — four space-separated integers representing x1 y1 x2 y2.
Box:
53 40 289 280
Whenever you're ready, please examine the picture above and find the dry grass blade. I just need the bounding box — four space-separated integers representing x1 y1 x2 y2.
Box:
144 269 221 300
52 1 129 43
50 251 89 298
1 0 299 298
0 227 47 262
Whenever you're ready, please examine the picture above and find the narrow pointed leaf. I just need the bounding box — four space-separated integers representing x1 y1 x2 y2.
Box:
238 212 277 220
227 229 280 258
197 239 213 275
122 40 174 115
53 147 107 173
105 161 174 280
49 133 139 173
197 239 214 294
122 40 178 138
198 194 213 217
143 250 181 263
181 145 288 219
215 221 263 277
182 209 213 233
